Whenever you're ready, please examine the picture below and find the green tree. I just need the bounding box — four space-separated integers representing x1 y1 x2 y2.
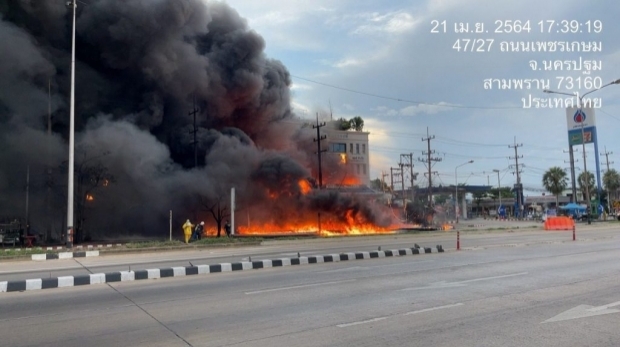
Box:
434 193 449 205
578 171 596 204
472 191 485 214
337 117 351 131
350 116 364 131
370 178 390 192
542 166 568 207
488 187 512 199
603 169 620 202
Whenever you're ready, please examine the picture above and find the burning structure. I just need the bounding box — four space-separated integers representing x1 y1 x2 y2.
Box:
0 0 399 241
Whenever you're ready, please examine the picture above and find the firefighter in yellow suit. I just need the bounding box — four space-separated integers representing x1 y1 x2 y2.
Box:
182 219 194 244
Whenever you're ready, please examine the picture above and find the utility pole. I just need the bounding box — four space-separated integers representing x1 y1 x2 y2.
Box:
419 128 441 207
601 146 614 214
399 154 413 213
400 153 416 204
601 146 613 172
390 167 402 209
509 137 523 218
47 79 53 242
381 171 389 193
564 148 578 203
189 95 199 168
26 165 30 237
313 113 327 188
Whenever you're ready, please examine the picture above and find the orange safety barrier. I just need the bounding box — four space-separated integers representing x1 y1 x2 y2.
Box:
544 216 575 230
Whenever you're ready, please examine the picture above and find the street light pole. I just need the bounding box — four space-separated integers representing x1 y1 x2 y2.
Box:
493 169 502 217
455 160 474 223
66 0 77 248
544 78 620 225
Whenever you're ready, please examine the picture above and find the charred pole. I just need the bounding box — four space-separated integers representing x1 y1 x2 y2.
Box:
189 95 199 168
509 137 523 218
313 113 327 188
419 128 441 206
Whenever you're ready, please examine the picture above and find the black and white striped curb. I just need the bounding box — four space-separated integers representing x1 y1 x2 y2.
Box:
31 251 99 261
1 245 444 293
4 244 124 254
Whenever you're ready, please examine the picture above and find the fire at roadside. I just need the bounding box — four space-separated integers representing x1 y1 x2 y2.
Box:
0 0 426 242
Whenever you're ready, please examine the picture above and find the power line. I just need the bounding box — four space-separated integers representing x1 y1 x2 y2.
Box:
290 75 523 110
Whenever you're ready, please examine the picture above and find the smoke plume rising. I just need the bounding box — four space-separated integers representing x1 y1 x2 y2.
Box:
0 0 391 240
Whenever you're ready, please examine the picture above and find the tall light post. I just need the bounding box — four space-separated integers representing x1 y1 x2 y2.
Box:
544 78 620 225
66 0 77 247
493 169 502 217
455 160 474 223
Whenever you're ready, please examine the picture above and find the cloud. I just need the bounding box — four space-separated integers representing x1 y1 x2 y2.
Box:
342 103 355 111
290 83 313 90
333 58 364 68
291 101 311 115
373 103 453 117
352 12 419 35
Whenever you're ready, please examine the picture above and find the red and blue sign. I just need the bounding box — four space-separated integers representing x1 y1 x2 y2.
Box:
573 110 586 123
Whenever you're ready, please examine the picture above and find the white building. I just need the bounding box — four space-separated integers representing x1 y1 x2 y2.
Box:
322 120 371 187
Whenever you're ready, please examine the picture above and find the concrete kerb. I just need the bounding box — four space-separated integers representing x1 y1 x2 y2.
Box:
1 245 445 293
31 250 100 261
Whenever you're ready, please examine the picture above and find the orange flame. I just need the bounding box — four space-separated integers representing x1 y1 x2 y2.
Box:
298 179 311 195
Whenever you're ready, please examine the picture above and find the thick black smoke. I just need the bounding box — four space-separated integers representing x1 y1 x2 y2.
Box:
0 0 391 241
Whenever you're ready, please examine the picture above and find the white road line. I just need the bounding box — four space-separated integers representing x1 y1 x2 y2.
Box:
244 279 356 295
400 272 528 291
590 301 620 312
337 317 388 328
403 303 464 316
318 260 435 274
456 272 528 284
338 303 463 328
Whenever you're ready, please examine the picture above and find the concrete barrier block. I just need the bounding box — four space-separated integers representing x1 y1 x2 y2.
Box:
32 254 47 261
221 263 232 272
172 267 186 277
57 276 74 287
25 279 42 291
146 269 160 279
197 265 210 274
120 271 135 281
58 252 73 259
90 273 105 285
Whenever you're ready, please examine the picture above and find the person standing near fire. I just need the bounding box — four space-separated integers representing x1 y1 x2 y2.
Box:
182 219 194 244
193 221 204 241
224 220 231 238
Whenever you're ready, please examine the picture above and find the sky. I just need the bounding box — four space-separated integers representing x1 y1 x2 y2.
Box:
222 0 620 195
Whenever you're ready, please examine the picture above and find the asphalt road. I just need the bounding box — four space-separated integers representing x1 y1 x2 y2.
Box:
0 225 619 346
0 224 617 282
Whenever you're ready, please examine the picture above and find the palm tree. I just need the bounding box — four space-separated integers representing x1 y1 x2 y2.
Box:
542 166 568 207
350 116 364 131
603 169 620 203
578 171 596 205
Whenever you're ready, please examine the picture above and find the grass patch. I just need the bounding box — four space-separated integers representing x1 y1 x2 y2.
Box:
0 248 49 257
192 237 263 245
124 240 184 249
124 237 263 249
